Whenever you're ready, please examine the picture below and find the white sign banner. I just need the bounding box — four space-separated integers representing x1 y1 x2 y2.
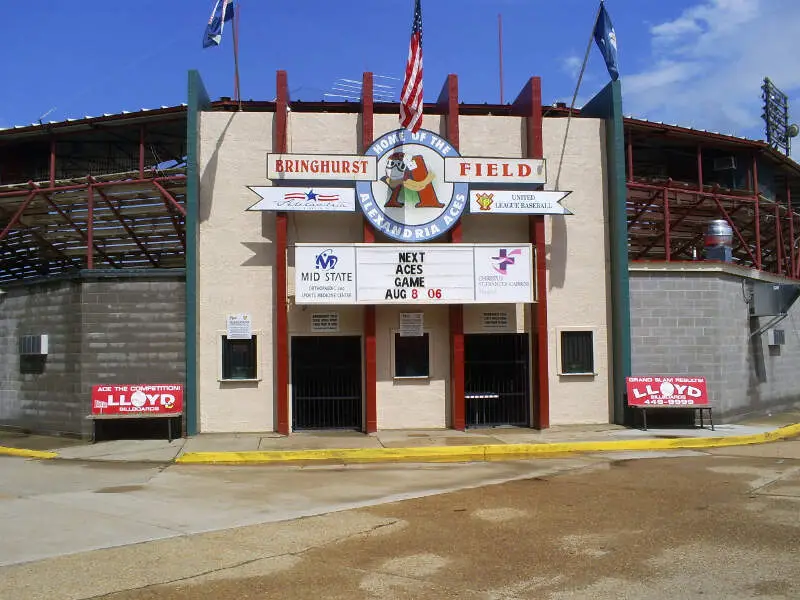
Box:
267 154 377 181
226 314 252 339
444 157 546 184
399 313 424 337
293 244 534 305
469 190 573 215
311 312 339 332
247 187 356 212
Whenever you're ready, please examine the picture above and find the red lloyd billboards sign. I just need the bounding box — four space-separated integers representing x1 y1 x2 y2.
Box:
625 376 709 407
91 384 184 416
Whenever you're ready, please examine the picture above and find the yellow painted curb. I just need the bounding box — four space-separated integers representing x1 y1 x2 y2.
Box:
0 446 59 460
176 422 800 465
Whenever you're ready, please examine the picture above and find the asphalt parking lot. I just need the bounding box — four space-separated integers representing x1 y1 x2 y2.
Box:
2 439 799 599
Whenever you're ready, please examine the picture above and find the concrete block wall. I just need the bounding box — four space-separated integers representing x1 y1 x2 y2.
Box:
630 265 800 420
0 280 83 434
0 272 185 437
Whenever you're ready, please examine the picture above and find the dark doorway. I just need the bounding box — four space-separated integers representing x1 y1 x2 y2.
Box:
291 336 362 431
465 333 531 427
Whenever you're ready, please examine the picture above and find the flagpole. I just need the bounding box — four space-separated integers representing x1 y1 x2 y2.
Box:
554 0 604 191
232 1 242 111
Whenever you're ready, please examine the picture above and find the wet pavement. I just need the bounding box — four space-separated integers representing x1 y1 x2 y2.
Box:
1 439 799 599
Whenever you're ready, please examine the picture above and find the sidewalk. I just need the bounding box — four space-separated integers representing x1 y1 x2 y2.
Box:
2 409 799 465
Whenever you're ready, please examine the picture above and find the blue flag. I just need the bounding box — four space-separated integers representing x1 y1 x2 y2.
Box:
203 0 235 49
593 2 619 81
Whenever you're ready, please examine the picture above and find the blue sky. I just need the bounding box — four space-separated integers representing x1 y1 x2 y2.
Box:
1 0 798 142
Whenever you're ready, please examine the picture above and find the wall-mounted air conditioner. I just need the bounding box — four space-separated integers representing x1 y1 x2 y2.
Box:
767 329 786 346
19 334 49 356
713 156 737 171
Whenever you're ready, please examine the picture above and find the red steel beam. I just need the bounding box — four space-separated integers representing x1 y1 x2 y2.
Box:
152 180 187 218
788 183 796 277
87 183 94 269
32 184 118 268
627 135 633 183
275 69 290 436
627 181 758 203
626 189 663 230
0 175 186 198
775 201 782 275
361 71 377 435
664 179 672 261
0 189 37 242
139 125 146 178
697 145 704 190
89 177 159 267
709 191 757 266
0 205 76 267
49 138 56 187
753 155 761 270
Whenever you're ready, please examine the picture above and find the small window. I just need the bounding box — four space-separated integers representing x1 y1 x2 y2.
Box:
560 331 594 375
222 335 258 380
394 333 430 378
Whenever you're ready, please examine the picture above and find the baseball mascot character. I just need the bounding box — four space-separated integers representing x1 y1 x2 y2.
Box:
381 152 444 209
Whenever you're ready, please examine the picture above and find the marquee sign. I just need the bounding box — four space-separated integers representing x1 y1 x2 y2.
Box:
356 129 469 242
625 376 709 407
469 190 573 215
294 243 534 305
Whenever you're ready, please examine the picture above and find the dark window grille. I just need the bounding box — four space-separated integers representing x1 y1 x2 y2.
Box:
561 331 594 374
222 336 257 380
465 333 530 427
394 333 430 377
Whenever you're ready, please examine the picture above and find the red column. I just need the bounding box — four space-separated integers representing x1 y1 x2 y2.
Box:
788 183 795 277
513 77 549 429
87 182 94 269
753 155 762 270
49 138 56 187
275 70 290 435
664 180 671 261
361 72 378 434
439 74 465 431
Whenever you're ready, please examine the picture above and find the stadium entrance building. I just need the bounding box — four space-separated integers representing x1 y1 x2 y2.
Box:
191 70 629 434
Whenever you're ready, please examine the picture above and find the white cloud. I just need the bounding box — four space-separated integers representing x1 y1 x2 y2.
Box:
624 0 800 138
562 55 583 78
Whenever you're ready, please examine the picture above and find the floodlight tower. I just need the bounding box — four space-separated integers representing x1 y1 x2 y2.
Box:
761 77 798 157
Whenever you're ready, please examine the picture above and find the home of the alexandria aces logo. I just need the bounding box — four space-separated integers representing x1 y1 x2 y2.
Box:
356 129 469 242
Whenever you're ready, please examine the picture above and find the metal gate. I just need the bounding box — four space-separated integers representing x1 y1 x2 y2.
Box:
291 336 362 430
464 333 530 427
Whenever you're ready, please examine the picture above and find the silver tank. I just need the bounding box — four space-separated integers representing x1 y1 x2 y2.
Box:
704 219 733 248
704 219 733 262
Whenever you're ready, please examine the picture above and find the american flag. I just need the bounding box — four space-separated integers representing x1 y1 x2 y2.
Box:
400 0 423 133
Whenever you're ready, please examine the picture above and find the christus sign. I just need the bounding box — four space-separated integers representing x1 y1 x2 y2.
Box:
625 376 709 407
91 384 184 416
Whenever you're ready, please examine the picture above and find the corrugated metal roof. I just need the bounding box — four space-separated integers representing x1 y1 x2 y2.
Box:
0 104 189 135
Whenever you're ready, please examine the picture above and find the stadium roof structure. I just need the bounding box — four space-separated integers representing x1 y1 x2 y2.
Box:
3 97 800 284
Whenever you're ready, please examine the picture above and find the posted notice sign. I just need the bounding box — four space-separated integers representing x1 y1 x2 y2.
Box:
294 244 534 305
625 376 709 407
91 384 184 416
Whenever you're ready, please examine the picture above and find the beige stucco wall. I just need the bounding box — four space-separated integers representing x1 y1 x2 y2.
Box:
542 117 611 424
376 305 450 429
197 108 611 433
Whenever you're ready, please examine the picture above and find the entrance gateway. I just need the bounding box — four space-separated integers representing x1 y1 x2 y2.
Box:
249 127 571 431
